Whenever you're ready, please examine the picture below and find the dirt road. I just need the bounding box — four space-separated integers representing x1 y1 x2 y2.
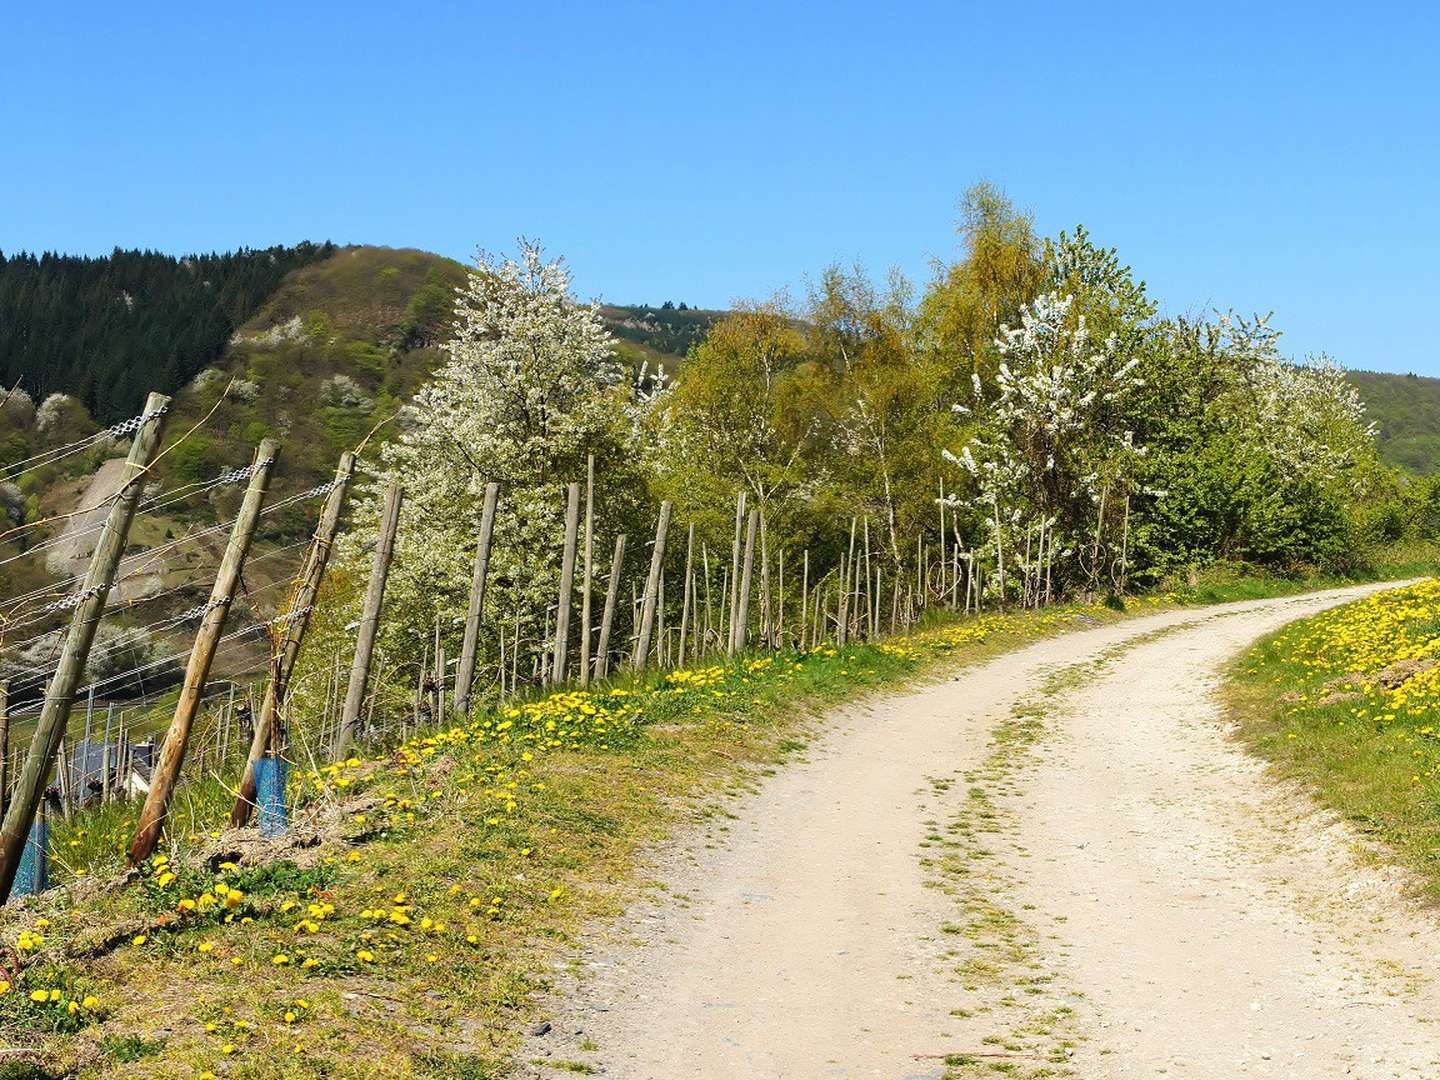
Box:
524 584 1440 1079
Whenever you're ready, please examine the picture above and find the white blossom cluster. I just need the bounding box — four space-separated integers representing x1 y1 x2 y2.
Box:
341 241 636 670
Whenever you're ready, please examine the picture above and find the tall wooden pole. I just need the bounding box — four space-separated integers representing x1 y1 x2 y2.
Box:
735 508 758 653
631 502 671 671
701 543 714 654
0 392 170 903
453 482 498 718
129 439 279 864
231 451 354 828
595 534 626 680
330 480 402 760
677 521 695 664
579 456 595 686
862 517 874 640
801 550 810 650
552 482 581 683
837 518 856 647
759 513 771 647
727 491 745 654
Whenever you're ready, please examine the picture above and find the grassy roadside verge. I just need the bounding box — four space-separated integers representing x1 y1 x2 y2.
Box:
1 556 1434 1079
1226 575 1440 906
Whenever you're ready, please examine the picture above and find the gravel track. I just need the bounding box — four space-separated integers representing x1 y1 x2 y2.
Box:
522 584 1440 1079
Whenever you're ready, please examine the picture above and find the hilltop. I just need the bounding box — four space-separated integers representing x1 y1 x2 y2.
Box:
1347 369 1440 475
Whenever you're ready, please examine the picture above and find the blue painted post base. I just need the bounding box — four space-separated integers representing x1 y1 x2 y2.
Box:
14 819 48 897
255 755 289 839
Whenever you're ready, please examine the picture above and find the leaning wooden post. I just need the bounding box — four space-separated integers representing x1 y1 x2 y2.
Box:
0 392 169 903
631 503 671 670
129 439 279 863
231 450 354 828
727 491 746 654
701 543 714 654
677 521 695 664
595 534 626 680
552 482 581 683
735 508 758 653
579 456 595 686
330 480 402 760
453 482 498 717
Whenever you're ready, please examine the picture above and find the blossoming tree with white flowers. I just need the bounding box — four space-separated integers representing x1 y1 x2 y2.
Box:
339 240 650 676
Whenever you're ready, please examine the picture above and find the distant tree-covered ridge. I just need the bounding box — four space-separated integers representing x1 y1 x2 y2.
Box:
0 242 335 421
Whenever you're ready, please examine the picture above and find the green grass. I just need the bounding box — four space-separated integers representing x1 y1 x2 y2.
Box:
1226 576 1440 904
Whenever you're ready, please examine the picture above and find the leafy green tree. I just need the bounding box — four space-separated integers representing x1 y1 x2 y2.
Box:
650 301 818 543
917 183 1045 391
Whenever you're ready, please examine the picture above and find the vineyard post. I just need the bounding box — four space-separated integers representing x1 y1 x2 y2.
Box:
800 550 809 650
735 508 757 653
231 450 354 828
453 482 498 717
595 534 626 679
701 543 714 653
631 501 671 670
938 479 947 607
837 518 856 646
331 480 401 761
777 546 785 649
862 517 874 639
553 482 581 682
759 512 771 646
678 521 695 664
100 705 113 803
130 438 278 863
0 391 170 903
579 455 595 686
727 491 745 654
57 739 71 820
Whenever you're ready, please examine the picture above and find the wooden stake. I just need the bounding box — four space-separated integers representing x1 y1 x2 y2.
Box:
595 534 626 680
701 543 714 654
759 512 771 647
837 518 856 647
777 546 785 649
862 517 874 639
735 508 757 653
454 482 499 717
801 550 809 650
579 455 595 686
130 438 279 863
727 491 745 654
0 391 169 903
230 450 354 828
553 482 581 683
678 521 695 664
330 479 401 761
631 503 671 670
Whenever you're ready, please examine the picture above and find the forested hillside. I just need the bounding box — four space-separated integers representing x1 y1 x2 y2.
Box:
0 244 336 420
1349 370 1440 474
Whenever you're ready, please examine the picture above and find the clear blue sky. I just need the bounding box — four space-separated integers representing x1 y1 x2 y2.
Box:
4 2 1437 374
